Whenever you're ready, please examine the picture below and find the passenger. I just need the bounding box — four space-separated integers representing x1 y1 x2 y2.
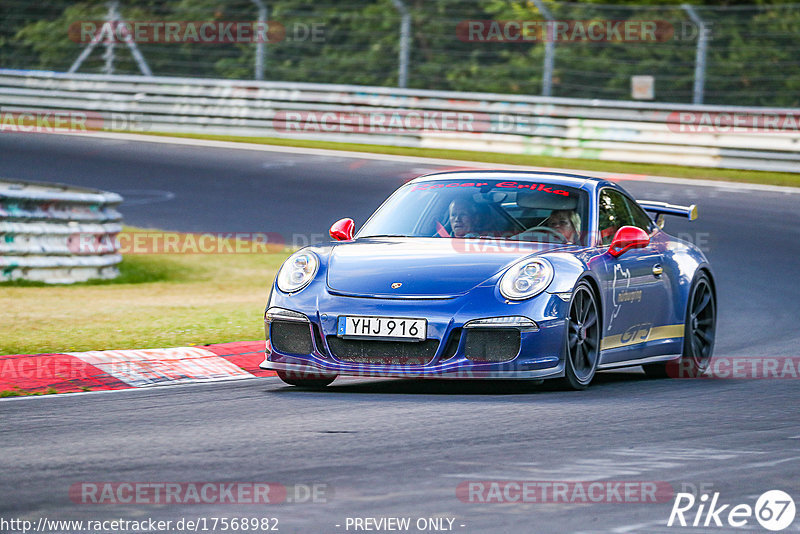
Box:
544 209 580 243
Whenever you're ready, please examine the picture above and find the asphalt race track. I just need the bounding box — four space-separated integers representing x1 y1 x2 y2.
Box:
2 133 799 534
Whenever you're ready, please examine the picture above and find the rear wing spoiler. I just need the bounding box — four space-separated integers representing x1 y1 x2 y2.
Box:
637 200 697 228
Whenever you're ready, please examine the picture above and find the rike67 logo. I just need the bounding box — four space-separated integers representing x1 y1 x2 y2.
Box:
668 490 796 531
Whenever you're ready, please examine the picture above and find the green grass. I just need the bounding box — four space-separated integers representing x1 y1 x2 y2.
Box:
1 230 290 355
0 253 197 287
0 387 59 398
147 132 800 188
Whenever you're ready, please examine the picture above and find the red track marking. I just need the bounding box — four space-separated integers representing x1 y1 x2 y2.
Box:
204 341 275 377
1 340 274 395
0 353 129 394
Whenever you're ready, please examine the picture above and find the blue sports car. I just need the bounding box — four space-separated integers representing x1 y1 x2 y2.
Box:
261 171 716 390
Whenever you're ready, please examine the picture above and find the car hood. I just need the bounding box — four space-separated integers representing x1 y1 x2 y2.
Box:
326 237 567 298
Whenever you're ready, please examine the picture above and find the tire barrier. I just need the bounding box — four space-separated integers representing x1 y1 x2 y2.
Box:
0 178 122 283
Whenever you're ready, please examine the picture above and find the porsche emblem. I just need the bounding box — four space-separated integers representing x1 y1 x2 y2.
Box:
391 282 402 289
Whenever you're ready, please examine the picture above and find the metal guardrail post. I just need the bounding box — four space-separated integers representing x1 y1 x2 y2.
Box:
532 0 555 97
390 0 411 88
68 38 97 75
683 4 708 105
124 18 153 76
252 0 268 81
103 1 119 75
67 0 152 76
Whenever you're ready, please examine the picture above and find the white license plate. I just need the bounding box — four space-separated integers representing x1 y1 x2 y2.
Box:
337 316 426 341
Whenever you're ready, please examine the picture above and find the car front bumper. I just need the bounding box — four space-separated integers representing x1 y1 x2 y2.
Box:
260 283 568 380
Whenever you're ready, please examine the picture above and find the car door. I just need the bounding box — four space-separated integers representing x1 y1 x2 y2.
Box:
596 188 669 364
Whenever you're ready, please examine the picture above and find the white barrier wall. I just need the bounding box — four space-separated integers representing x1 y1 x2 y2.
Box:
0 179 122 284
0 69 799 173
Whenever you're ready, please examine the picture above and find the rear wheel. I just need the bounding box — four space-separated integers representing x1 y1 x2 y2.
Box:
644 273 716 378
277 370 336 388
561 281 600 390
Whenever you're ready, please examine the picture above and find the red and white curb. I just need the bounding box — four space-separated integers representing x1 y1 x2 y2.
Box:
0 341 274 395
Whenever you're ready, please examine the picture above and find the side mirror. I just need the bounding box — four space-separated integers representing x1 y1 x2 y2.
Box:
330 218 355 241
608 226 649 257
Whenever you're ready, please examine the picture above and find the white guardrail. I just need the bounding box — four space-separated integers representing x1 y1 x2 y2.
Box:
0 179 122 284
1 69 799 173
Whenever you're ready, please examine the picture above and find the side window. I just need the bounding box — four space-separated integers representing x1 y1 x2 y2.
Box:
622 196 654 232
598 189 634 245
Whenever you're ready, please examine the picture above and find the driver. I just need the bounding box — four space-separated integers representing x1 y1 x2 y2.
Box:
544 209 580 243
448 198 484 237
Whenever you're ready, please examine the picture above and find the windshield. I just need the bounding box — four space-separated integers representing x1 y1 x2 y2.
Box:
358 178 590 245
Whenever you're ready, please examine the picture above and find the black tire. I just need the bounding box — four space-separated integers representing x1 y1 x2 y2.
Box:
560 281 601 390
277 370 336 388
643 272 716 379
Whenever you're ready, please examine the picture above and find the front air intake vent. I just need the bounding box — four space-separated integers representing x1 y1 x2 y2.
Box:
312 323 328 356
271 320 313 355
327 337 439 365
439 328 463 362
464 328 520 362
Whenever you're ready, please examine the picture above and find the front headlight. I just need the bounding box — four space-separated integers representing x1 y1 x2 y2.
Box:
276 250 319 293
499 258 553 300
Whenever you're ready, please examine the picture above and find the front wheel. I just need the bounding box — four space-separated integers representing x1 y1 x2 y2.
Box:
644 272 716 379
277 370 337 388
560 281 601 390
